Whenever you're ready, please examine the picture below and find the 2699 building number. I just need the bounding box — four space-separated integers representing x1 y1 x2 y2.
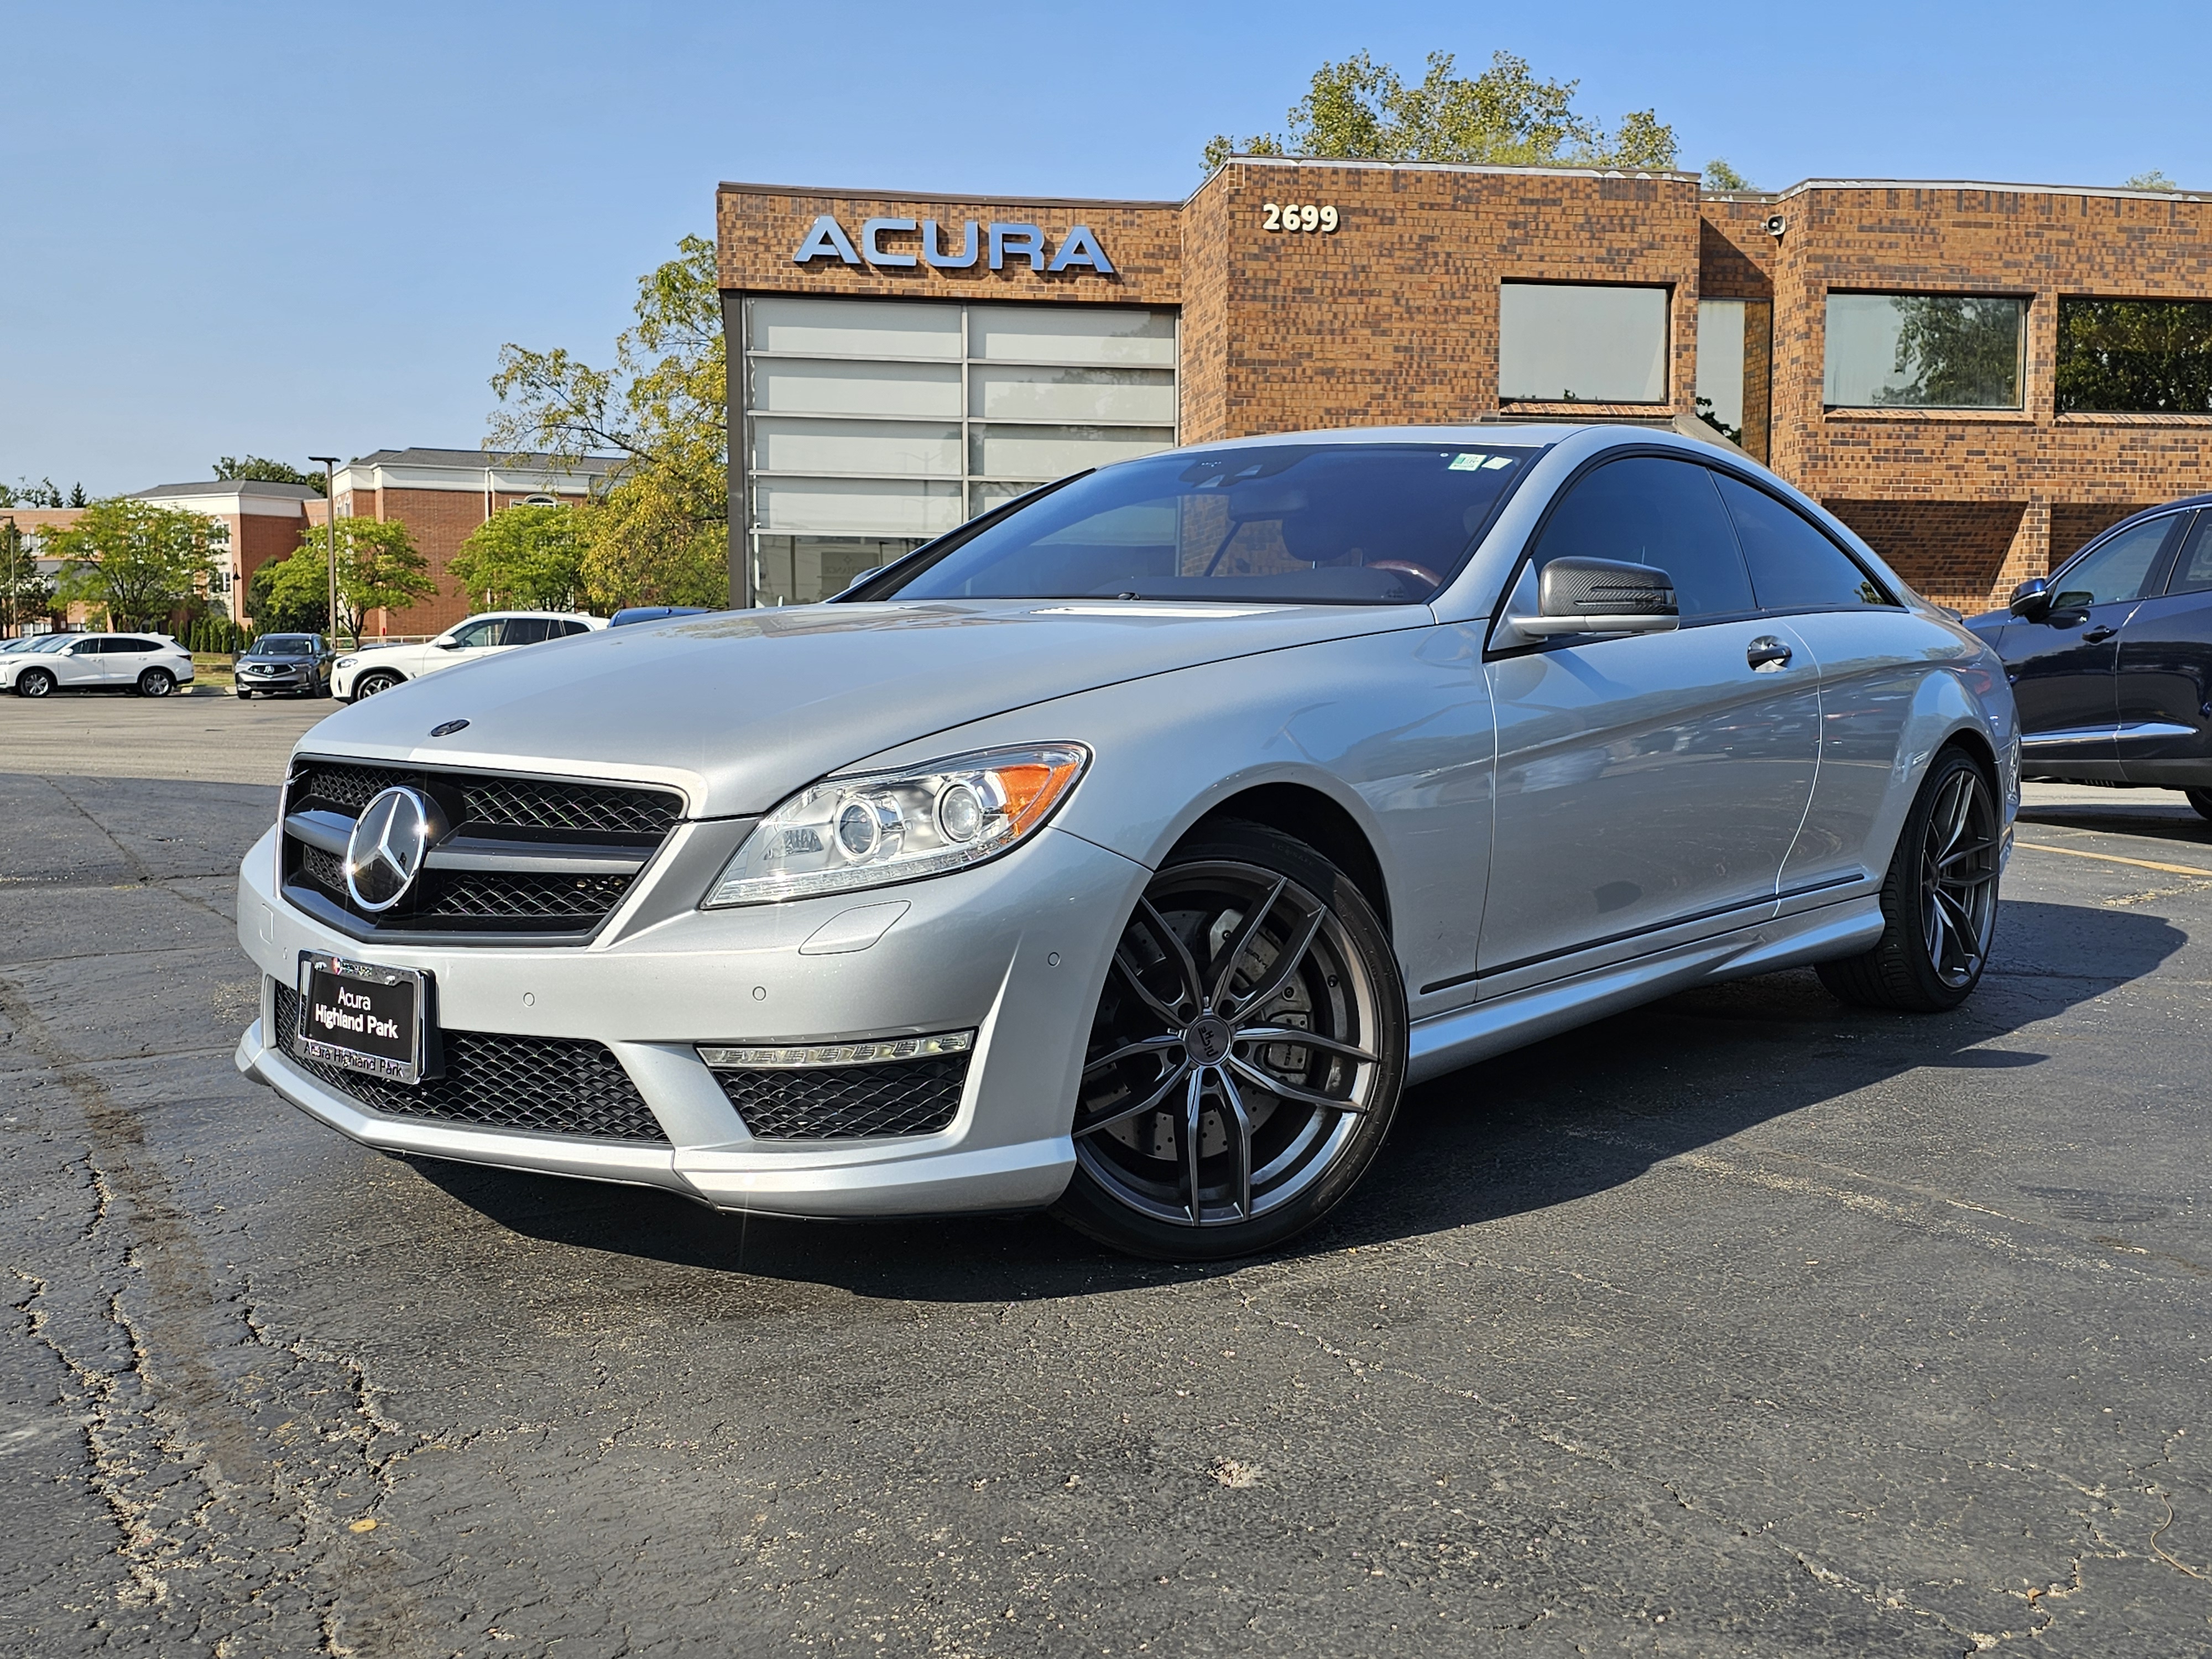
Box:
1262 202 1340 233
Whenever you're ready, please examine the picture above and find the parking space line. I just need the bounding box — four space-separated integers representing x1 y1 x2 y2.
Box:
2016 841 2212 880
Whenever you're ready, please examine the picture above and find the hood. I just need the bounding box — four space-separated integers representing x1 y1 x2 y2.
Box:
296 600 1427 816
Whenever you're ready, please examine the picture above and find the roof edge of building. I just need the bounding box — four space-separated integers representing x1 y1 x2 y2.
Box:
1776 176 2207 204
1206 154 1701 185
718 179 1182 212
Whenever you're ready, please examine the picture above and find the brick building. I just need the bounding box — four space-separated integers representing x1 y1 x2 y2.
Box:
132 479 326 620
718 160 2212 612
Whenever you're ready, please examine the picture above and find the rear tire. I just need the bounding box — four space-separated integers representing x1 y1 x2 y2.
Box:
1818 748 2000 1013
353 671 401 698
138 669 174 697
16 669 53 698
2188 787 2212 823
1051 821 1407 1260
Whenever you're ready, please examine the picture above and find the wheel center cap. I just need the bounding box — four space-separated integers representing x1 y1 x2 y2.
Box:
1185 1015 1233 1066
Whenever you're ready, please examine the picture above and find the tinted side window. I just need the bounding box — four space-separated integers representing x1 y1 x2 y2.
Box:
449 619 498 648
2053 516 2178 609
2164 513 2212 596
504 619 554 645
1714 475 1888 611
556 619 591 637
1528 456 1754 620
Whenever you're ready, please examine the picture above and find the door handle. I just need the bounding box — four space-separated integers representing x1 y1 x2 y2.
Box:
2081 625 2117 644
1746 635 1792 672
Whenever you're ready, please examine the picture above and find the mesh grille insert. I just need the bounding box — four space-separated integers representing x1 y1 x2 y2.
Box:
272 980 667 1143
712 1056 968 1141
291 761 681 837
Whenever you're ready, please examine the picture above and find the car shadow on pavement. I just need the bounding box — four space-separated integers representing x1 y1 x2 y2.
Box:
2017 796 2212 849
409 898 2185 1300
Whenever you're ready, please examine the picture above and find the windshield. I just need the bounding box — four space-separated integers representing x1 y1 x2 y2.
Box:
29 634 76 654
862 442 1541 606
253 635 316 656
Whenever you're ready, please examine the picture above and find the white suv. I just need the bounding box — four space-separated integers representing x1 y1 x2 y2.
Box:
2 632 196 698
332 611 606 701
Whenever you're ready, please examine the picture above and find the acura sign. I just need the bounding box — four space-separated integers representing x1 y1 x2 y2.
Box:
794 214 1114 275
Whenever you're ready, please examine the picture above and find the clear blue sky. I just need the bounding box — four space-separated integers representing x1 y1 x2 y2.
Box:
6 0 2206 495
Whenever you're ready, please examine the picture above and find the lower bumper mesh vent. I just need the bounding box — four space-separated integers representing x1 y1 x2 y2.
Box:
271 980 666 1144
712 1056 968 1141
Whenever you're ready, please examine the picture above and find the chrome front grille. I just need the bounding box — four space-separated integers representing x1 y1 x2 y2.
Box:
280 755 682 942
272 980 666 1142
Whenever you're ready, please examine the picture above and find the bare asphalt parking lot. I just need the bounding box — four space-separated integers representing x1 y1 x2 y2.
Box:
3 691 2209 1657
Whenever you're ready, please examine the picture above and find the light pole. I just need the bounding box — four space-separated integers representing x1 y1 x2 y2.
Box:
310 456 339 640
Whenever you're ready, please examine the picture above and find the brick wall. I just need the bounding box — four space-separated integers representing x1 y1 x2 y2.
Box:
1186 160 1703 442
1771 184 2212 608
352 487 555 637
1824 499 2027 612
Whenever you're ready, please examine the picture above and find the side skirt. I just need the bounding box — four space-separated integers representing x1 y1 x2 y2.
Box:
1405 895 1883 1086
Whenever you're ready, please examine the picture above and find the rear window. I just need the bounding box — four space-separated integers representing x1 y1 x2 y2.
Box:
861 443 1541 606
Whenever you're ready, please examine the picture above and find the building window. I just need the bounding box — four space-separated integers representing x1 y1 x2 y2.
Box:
741 296 1177 605
1498 283 1669 404
1823 293 2025 410
2056 297 2212 414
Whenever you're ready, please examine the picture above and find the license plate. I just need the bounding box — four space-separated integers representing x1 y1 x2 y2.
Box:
295 953 428 1084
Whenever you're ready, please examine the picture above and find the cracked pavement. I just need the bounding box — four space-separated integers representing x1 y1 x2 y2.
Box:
3 698 2210 1656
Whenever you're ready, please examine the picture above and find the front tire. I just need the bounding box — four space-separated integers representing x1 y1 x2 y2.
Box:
1818 747 2000 1012
16 669 54 698
138 668 174 697
1052 821 1407 1260
352 671 401 698
2188 787 2212 823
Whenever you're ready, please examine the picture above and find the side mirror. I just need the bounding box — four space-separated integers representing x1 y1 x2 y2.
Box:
432 637 461 650
1516 557 1680 638
2008 577 2051 622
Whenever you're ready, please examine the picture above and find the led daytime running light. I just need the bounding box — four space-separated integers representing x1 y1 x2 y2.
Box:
698 1031 973 1070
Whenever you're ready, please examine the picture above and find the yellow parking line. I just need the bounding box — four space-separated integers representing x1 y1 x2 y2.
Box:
2015 841 2212 880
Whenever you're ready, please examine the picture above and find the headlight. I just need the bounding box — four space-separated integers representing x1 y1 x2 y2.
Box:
703 743 1088 907
335 656 358 670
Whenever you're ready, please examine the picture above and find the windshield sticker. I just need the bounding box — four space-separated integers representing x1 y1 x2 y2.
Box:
1449 453 1517 471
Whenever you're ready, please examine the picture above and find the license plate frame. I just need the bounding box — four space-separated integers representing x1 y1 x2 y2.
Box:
294 952 429 1084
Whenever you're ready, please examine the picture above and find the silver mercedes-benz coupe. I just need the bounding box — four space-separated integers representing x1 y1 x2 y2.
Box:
234 424 2018 1258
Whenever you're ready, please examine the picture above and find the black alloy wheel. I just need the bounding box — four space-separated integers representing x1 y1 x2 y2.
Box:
137 668 174 698
1053 821 1407 1260
2188 787 2212 824
16 668 54 698
1818 747 2001 1012
353 671 401 698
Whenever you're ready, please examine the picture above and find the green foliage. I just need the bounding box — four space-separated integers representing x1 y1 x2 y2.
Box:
187 614 252 653
68 482 86 508
448 504 588 611
1881 297 2024 408
245 555 326 633
489 234 730 611
214 455 327 494
265 517 436 645
2056 298 2212 414
48 499 225 629
1203 50 1676 174
1 515 55 632
2126 170 2179 192
1704 158 1754 191
0 478 65 508
1694 395 1745 446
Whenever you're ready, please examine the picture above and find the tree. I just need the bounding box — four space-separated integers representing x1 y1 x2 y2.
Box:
1203 50 1676 174
244 555 326 633
448 503 587 611
48 499 225 629
488 234 729 610
67 482 86 508
2126 170 2179 192
2056 298 2212 414
0 478 65 508
1881 297 2025 407
1 516 55 633
214 455 327 494
1704 158 1754 191
263 517 436 645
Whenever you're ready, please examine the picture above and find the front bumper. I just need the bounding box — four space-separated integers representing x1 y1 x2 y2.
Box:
237 667 314 692
233 819 1147 1218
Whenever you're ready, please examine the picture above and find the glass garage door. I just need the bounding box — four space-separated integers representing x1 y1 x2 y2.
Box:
742 295 1178 604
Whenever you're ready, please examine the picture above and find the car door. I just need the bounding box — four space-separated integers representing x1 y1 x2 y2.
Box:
1479 454 1820 984
55 637 109 685
422 616 504 676
2115 509 2212 784
105 635 158 687
1710 471 1927 895
2000 512 2185 768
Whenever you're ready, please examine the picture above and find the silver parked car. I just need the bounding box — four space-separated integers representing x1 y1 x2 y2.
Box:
233 425 2018 1258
